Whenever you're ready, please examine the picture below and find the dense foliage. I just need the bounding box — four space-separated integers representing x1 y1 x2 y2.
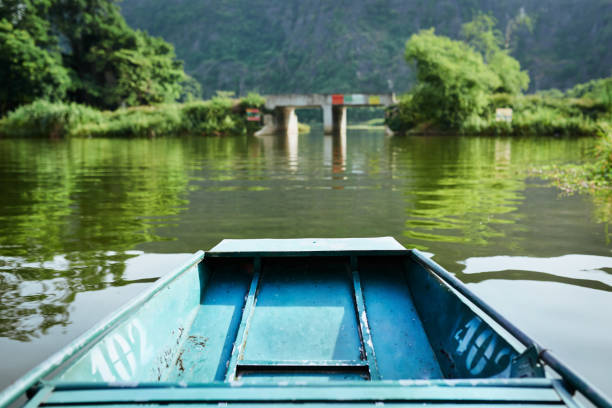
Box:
0 95 265 138
0 0 195 114
566 77 612 109
0 19 69 113
119 0 612 96
387 16 612 137
401 28 500 129
461 14 529 95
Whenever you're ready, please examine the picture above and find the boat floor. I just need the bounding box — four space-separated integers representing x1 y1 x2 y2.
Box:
166 256 442 383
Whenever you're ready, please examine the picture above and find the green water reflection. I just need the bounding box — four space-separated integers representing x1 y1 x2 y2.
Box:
0 139 194 340
396 137 596 246
0 130 610 394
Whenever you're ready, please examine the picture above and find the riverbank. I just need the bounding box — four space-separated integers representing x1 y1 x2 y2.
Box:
347 118 386 130
387 93 610 137
0 94 265 138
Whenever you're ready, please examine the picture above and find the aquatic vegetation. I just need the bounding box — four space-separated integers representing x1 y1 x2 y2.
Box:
536 125 612 193
533 126 611 233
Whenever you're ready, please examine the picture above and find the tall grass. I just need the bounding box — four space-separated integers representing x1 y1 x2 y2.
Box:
460 107 601 136
0 100 104 138
0 96 265 138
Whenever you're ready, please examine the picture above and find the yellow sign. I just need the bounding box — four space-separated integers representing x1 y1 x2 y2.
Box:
368 96 381 105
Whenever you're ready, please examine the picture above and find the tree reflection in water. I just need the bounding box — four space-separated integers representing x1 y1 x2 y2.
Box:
0 139 195 340
0 133 608 342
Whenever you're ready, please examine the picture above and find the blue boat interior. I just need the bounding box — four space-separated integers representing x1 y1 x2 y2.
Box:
169 256 443 383
4 239 600 407
57 245 528 384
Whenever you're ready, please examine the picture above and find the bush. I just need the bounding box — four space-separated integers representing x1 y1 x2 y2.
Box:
72 105 184 138
566 77 612 109
490 93 609 120
0 94 266 138
240 92 266 108
0 100 103 138
459 105 600 136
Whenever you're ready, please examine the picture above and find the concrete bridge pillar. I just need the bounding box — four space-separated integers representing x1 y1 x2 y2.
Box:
332 106 346 135
322 105 346 134
282 107 298 135
323 105 333 134
255 108 298 136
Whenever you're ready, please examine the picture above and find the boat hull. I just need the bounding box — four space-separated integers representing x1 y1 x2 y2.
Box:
1 238 609 407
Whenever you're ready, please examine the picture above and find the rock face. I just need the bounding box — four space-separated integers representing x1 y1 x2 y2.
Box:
120 0 612 96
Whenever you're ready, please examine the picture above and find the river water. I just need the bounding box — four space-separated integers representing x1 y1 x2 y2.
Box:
0 129 610 397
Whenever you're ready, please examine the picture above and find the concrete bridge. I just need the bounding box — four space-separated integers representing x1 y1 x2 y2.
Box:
255 93 397 135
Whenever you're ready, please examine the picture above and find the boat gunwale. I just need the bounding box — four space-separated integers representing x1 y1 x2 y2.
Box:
204 249 411 258
409 249 612 408
32 378 570 405
35 381 566 405
0 251 206 408
41 378 557 390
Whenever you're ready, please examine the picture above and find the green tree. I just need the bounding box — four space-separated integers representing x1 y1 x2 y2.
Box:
461 14 502 61
0 0 194 112
0 19 69 114
461 14 529 94
48 0 191 109
0 0 55 48
403 28 500 129
487 51 530 94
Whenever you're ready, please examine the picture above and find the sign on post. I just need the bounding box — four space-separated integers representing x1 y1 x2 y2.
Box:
246 108 261 121
495 108 513 123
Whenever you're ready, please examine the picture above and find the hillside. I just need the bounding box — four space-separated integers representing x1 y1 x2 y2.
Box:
120 0 612 97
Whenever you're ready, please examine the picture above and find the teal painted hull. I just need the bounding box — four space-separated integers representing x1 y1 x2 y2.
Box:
1 238 609 407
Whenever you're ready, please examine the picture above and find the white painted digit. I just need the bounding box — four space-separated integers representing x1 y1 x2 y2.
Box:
466 329 494 375
128 318 152 361
90 318 151 382
91 346 116 381
112 334 136 379
454 317 481 355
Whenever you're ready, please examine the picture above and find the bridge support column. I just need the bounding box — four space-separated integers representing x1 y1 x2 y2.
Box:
323 105 333 134
333 106 347 135
255 107 298 136
255 114 277 136
322 105 347 134
282 107 298 135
